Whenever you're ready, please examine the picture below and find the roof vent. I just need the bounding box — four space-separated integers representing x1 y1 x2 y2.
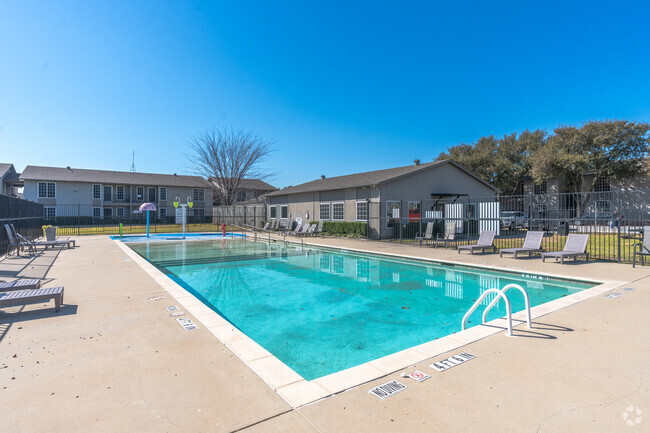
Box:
414 159 421 166
66 166 71 170
321 175 326 180
174 173 177 176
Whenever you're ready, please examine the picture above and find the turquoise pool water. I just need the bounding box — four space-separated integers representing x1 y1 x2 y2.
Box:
112 233 244 243
127 238 595 380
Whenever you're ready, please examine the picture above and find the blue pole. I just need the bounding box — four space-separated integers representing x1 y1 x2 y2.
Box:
146 210 150 238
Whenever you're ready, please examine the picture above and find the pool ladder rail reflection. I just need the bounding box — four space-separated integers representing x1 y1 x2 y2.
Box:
461 284 533 337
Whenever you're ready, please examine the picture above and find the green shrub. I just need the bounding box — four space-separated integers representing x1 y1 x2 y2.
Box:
322 221 367 238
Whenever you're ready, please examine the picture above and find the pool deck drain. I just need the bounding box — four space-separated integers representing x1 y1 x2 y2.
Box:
115 236 627 409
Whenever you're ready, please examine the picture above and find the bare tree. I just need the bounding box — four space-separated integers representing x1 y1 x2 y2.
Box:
189 128 273 205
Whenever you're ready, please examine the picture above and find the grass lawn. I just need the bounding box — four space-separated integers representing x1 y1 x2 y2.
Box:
55 223 234 236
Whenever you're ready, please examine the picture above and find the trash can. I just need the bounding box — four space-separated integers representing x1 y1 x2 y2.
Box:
557 220 569 236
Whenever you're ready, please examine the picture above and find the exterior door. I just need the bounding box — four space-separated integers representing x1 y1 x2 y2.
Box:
148 187 156 202
104 186 112 202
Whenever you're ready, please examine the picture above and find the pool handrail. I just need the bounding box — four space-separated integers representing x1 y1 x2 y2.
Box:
481 283 532 329
461 288 513 337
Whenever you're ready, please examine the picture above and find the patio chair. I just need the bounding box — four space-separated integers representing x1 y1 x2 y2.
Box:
457 231 496 255
632 226 650 268
284 222 302 235
541 234 590 264
415 222 434 246
314 220 324 236
499 231 545 259
4 224 36 257
0 278 41 292
434 222 457 248
290 223 310 236
262 222 270 231
297 223 317 237
0 286 64 312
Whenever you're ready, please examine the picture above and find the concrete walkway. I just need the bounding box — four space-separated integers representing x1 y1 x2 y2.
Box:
1 235 648 432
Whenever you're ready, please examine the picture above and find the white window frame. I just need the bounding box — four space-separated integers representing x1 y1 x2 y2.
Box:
159 187 167 201
136 186 144 202
92 207 102 219
270 206 277 219
356 200 368 221
280 205 288 220
193 188 205 202
319 203 331 221
103 207 113 218
44 206 56 218
408 201 421 222
116 207 125 218
38 182 56 198
386 200 401 228
92 184 102 200
116 185 125 201
159 208 167 218
331 202 345 221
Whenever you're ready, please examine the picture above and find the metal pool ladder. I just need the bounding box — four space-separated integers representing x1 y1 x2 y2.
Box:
461 284 533 337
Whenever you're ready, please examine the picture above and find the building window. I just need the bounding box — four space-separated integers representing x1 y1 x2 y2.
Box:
280 205 288 219
356 201 368 221
270 206 277 219
44 206 56 218
594 177 610 192
595 200 611 213
193 208 205 219
136 186 144 201
408 201 420 222
386 200 400 228
93 207 101 219
116 207 125 218
236 190 247 202
92 184 101 199
534 181 548 195
116 186 125 201
38 182 56 198
193 188 205 202
160 208 167 218
103 208 113 218
159 187 167 201
319 203 331 220
332 202 344 221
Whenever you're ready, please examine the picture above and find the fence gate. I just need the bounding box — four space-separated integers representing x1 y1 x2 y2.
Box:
478 201 501 235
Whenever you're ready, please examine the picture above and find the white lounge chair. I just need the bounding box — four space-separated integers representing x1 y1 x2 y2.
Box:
457 231 496 254
434 222 457 248
499 231 545 259
415 222 434 246
541 234 590 264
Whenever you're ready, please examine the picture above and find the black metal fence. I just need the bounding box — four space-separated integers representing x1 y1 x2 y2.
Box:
370 189 649 264
39 204 217 236
0 194 43 256
213 204 266 228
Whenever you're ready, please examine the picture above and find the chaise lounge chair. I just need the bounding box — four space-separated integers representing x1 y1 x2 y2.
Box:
0 279 41 291
290 223 310 236
632 226 650 268
41 225 76 248
499 231 545 259
415 222 434 246
457 231 497 254
10 224 73 250
434 222 457 248
0 286 64 312
541 233 590 264
4 224 36 256
296 223 317 237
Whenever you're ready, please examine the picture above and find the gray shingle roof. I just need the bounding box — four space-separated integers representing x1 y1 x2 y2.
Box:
20 165 212 188
267 159 496 196
210 178 277 191
0 163 14 179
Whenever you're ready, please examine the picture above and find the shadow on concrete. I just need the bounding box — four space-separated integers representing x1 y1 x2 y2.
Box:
482 320 574 339
0 304 78 342
0 248 62 280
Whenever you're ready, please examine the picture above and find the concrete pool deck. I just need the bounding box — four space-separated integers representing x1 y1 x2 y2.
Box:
1 234 648 432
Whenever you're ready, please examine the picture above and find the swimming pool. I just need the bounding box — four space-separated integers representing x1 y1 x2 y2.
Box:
112 233 245 243
126 237 595 381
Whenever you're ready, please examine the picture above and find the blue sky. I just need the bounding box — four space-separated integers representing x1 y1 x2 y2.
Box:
1 0 649 188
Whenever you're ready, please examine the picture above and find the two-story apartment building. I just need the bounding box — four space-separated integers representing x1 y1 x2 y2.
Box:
20 165 213 221
0 163 22 197
211 177 277 204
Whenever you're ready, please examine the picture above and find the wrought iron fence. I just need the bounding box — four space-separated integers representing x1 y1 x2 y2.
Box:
1 194 44 255
37 204 217 236
368 189 650 264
